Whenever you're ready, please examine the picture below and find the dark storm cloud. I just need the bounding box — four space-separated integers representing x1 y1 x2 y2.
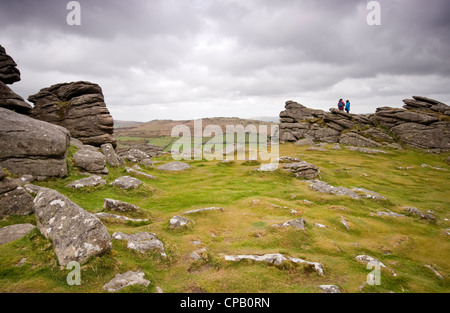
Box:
1 0 449 120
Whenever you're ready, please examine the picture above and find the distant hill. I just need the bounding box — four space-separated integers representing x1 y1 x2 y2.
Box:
251 116 280 123
115 117 277 138
114 120 143 128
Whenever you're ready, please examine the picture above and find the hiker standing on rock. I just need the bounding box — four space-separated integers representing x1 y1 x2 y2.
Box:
345 100 350 113
338 99 345 111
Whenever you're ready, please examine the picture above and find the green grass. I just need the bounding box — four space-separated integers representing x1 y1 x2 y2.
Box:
0 143 449 293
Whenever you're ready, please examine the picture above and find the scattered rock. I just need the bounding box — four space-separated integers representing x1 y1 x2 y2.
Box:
0 223 36 245
294 138 314 146
224 253 324 276
376 210 406 218
319 285 341 293
190 248 208 261
119 148 152 164
314 223 327 228
255 163 279 172
16 257 27 267
183 207 224 215
307 180 360 199
101 143 123 167
404 207 437 222
110 176 142 189
169 216 191 229
103 270 150 292
103 199 141 213
29 81 116 147
331 143 342 150
73 148 108 174
155 286 164 293
112 231 166 257
33 187 112 266
157 162 191 171
424 264 444 279
356 255 397 276
125 167 157 180
66 175 106 189
0 107 70 177
282 161 320 179
306 147 327 152
272 218 306 230
277 156 301 163
421 164 447 171
351 187 387 200
95 212 149 223
345 146 388 154
340 217 350 230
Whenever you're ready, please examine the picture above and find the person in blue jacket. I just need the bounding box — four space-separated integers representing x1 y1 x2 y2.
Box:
345 100 350 113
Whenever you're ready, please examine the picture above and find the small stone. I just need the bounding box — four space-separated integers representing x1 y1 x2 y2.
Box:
169 216 191 229
272 218 306 230
155 286 164 293
110 176 143 189
103 270 150 292
66 175 106 189
104 198 141 213
112 231 166 257
319 285 341 293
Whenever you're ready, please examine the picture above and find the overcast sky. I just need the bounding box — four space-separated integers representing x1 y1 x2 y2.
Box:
1 0 450 121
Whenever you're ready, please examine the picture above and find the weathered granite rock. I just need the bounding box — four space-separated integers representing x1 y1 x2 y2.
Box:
110 176 143 189
272 218 306 230
95 212 149 223
28 81 116 147
390 122 450 151
0 45 20 84
0 186 34 218
101 143 123 167
33 187 112 266
351 187 387 200
125 167 157 180
355 255 397 276
340 217 350 230
103 270 150 292
66 175 106 189
117 143 164 159
183 207 224 215
119 148 152 164
376 210 406 218
190 248 208 261
0 223 36 245
103 199 141 213
157 162 191 171
277 156 301 163
112 231 166 257
73 148 108 174
307 180 360 199
169 215 191 229
294 138 314 146
0 82 32 114
224 253 324 275
339 132 381 148
345 146 387 154
282 161 320 179
319 285 341 293
0 107 70 177
404 207 437 222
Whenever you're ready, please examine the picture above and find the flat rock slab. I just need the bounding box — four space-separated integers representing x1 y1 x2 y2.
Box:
170 215 191 229
0 223 36 245
125 167 157 179
277 156 301 163
307 180 360 199
103 270 150 292
345 146 387 154
103 198 141 213
110 176 142 189
376 210 406 218
183 207 224 215
272 218 306 230
95 212 149 223
282 161 320 179
255 163 279 172
33 187 112 266
66 175 106 189
351 187 386 200
224 253 324 276
112 231 166 257
157 162 191 171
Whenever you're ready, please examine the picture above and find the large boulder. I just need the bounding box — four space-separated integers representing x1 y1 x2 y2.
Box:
0 45 20 85
0 107 70 177
32 187 112 266
73 148 108 174
0 176 34 217
101 143 123 167
28 81 116 147
339 132 381 148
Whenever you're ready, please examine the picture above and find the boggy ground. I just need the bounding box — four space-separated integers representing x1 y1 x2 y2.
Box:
0 143 449 293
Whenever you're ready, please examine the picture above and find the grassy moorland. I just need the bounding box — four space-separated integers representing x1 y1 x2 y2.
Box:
0 142 449 293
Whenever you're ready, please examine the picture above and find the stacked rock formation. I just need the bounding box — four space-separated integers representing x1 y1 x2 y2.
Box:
280 97 450 152
28 81 116 147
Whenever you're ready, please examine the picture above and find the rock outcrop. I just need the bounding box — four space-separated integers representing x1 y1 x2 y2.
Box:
280 97 450 152
0 45 20 85
28 81 116 147
0 82 32 114
0 107 70 177
32 187 112 266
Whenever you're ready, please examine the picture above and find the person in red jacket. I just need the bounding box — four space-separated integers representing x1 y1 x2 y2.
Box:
338 99 345 111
